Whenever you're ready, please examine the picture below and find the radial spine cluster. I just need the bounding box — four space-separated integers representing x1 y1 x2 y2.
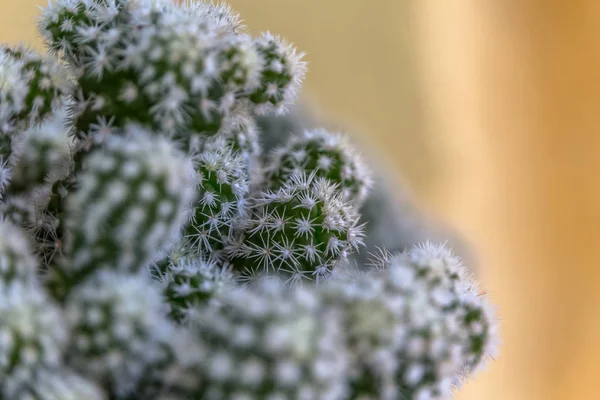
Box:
324 243 499 399
227 173 365 283
191 283 349 399
266 128 373 203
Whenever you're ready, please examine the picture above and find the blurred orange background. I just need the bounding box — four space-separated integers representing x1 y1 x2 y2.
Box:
2 1 600 399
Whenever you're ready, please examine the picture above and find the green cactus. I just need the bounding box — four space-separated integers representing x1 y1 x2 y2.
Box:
328 243 498 399
161 254 233 323
227 173 365 282
11 369 106 400
249 33 306 115
265 128 373 204
389 244 498 372
0 1 499 399
48 127 196 299
184 139 249 257
64 271 176 397
209 114 262 182
190 283 348 400
5 114 71 197
0 221 38 287
0 283 69 398
0 45 71 135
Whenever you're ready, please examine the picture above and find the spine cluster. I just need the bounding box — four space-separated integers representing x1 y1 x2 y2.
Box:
0 45 70 135
326 244 499 399
192 284 349 399
0 1 499 399
228 173 365 282
161 255 233 322
265 128 373 203
184 138 250 257
49 127 196 298
64 271 175 397
0 222 70 398
0 46 71 199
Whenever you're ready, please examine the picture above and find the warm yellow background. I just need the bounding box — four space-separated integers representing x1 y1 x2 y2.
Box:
3 1 600 399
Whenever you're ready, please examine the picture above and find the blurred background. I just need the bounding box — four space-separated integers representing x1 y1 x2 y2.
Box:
2 0 600 399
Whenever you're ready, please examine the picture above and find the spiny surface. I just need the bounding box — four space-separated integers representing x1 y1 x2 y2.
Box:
228 173 365 283
184 140 249 257
40 0 304 154
326 244 499 399
0 283 69 398
0 45 70 135
0 221 38 287
190 283 348 400
10 369 106 400
49 127 196 299
64 271 176 398
266 129 372 204
161 255 234 323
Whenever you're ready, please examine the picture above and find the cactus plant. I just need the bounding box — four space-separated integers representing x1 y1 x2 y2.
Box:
160 254 234 322
64 270 177 397
12 369 106 400
256 106 475 268
0 45 70 136
184 138 250 257
324 243 498 399
227 173 365 283
190 282 349 399
265 128 373 203
0 1 498 399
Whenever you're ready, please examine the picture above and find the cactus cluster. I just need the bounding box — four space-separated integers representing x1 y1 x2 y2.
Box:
265 129 372 203
0 1 498 399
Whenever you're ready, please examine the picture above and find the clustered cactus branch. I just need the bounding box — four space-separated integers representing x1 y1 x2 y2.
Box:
0 1 499 399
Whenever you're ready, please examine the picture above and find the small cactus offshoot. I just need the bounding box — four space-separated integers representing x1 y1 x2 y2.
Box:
161 254 233 322
0 1 498 399
0 45 70 135
190 283 349 400
184 139 249 257
266 129 373 203
325 243 498 399
64 270 176 397
228 173 365 283
0 282 69 398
